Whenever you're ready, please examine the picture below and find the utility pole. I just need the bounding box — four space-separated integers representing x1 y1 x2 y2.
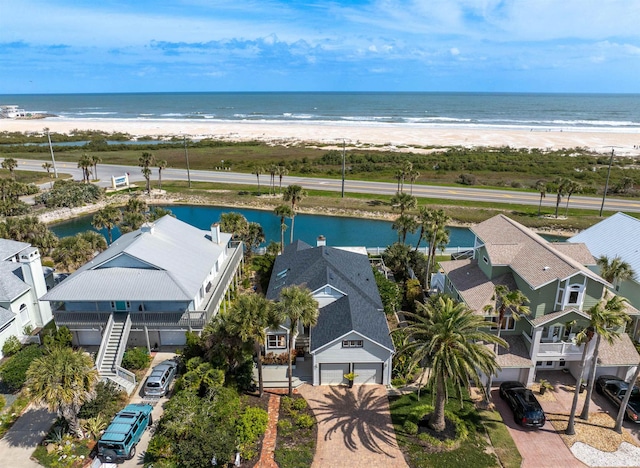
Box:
599 147 616 217
341 139 346 198
183 135 192 188
44 128 58 178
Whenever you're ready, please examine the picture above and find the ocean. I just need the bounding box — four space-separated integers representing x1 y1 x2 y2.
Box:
2 92 640 131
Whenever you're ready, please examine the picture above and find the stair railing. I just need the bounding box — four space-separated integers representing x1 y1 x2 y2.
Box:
95 314 114 371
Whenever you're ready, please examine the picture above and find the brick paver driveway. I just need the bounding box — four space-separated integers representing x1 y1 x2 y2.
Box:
298 384 408 468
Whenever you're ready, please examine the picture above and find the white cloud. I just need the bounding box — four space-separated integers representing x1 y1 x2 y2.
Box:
450 47 460 56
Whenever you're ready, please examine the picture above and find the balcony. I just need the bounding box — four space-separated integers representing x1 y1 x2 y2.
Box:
537 339 584 358
53 310 206 330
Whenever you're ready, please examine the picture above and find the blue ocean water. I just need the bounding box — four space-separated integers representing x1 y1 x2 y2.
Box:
3 92 640 130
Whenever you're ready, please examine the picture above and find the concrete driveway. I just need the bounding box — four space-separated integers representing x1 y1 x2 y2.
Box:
298 384 408 468
0 403 57 468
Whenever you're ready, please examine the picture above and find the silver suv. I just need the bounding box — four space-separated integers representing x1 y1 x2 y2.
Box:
143 359 178 397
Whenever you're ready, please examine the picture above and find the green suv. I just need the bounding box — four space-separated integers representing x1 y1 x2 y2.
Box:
97 403 153 463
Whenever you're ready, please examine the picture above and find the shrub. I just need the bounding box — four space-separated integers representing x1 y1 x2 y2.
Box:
121 347 150 370
457 173 477 185
403 420 418 435
0 395 5 411
43 326 73 349
277 419 293 433
2 335 22 357
281 396 294 413
0 344 44 391
236 407 269 458
295 413 315 429
292 398 308 411
78 380 127 419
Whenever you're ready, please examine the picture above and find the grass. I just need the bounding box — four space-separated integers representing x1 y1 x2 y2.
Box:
479 409 523 468
389 390 502 468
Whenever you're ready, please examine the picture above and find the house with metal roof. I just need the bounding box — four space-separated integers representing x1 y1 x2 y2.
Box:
432 214 639 386
265 239 394 386
569 212 640 322
42 215 243 393
0 238 54 358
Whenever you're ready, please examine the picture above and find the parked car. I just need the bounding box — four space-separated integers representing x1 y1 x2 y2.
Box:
499 381 546 428
97 403 153 463
596 375 640 422
143 359 178 397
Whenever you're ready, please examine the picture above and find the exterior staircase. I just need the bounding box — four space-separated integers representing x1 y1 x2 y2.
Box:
96 313 137 395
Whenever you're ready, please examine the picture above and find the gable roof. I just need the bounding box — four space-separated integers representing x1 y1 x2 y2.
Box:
569 212 640 279
42 216 231 302
0 261 30 302
0 239 30 262
266 242 393 352
473 215 606 289
0 306 16 329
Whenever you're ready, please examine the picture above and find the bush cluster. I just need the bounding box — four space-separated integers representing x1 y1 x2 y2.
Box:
35 179 103 208
121 347 151 370
2 335 22 357
0 344 44 391
236 406 269 459
78 381 127 420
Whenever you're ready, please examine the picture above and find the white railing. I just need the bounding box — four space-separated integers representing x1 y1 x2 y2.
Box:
430 273 445 292
115 365 136 386
366 246 474 256
95 314 114 370
113 315 132 369
19 335 41 345
537 340 584 357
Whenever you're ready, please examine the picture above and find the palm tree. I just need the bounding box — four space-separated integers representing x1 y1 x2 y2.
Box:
274 285 319 397
597 255 636 289
225 293 279 397
139 152 155 193
401 296 506 431
1 158 18 179
425 209 450 287
564 180 582 217
92 204 123 245
90 155 102 180
219 212 249 241
242 222 265 260
566 293 628 434
156 159 167 190
119 197 148 233
580 294 628 420
390 192 417 216
268 164 278 194
282 184 307 244
391 214 417 244
482 285 530 399
614 363 640 433
274 204 293 253
535 180 547 216
26 347 99 437
554 177 570 218
276 166 288 193
408 169 420 195
253 165 263 194
77 154 92 183
382 242 412 281
395 169 405 192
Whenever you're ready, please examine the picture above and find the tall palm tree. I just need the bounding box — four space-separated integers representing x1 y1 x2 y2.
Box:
92 204 123 244
268 164 278 194
225 293 279 397
566 293 628 434
242 222 265 260
282 184 306 244
274 204 293 253
408 169 420 195
26 347 99 437
253 165 264 194
401 296 506 431
554 177 570 218
535 180 547 216
382 242 412 282
90 155 102 180
274 285 319 397
614 363 640 433
425 209 450 287
580 294 628 420
564 180 582 217
77 154 92 183
482 285 530 399
276 166 288 193
1 157 18 180
139 152 155 193
597 255 636 289
120 197 148 233
390 191 417 216
156 159 167 190
219 212 249 241
391 214 417 244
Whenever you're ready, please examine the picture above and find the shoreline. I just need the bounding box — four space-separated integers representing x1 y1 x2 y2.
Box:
3 118 640 156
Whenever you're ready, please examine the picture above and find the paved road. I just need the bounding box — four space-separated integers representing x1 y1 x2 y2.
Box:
11 157 640 213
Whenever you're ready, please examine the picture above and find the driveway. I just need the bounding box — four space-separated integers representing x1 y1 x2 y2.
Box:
492 387 585 468
0 403 57 468
298 384 408 468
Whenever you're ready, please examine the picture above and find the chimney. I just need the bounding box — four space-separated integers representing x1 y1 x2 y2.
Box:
211 223 221 244
317 235 326 247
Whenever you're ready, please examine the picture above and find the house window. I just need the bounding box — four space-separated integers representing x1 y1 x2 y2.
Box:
483 256 489 264
489 315 516 331
19 304 30 325
565 284 585 308
111 301 130 311
267 334 287 349
342 340 363 348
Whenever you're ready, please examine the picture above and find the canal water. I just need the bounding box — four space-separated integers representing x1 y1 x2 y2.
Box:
50 205 477 249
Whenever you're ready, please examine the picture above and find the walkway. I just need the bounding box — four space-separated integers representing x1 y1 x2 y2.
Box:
255 393 281 468
0 403 57 468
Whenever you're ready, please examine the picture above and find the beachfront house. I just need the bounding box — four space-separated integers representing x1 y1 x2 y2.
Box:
0 239 54 358
431 214 639 386
568 212 640 336
42 215 243 393
264 239 394 387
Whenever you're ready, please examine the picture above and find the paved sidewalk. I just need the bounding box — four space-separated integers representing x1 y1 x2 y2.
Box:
255 393 280 468
0 403 57 468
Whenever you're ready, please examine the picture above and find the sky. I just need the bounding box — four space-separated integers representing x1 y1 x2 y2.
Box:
2 0 640 94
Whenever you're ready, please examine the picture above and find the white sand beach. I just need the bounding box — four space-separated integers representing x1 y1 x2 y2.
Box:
2 118 640 155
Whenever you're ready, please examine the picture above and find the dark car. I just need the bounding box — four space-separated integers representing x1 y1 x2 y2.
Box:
499 381 546 428
143 359 178 397
596 375 640 423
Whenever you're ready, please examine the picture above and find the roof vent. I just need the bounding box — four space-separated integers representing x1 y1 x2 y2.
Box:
543 266 550 271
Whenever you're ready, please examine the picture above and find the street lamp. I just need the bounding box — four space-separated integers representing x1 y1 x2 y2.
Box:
44 127 58 178
599 147 617 217
183 135 192 188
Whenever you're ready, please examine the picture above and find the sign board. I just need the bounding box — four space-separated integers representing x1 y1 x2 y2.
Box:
111 174 129 189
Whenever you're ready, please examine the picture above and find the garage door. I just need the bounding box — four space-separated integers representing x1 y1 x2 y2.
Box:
320 363 349 385
160 331 186 346
76 330 102 346
493 368 522 383
354 363 382 384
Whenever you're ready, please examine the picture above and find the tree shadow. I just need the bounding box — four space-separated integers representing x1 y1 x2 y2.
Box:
1 406 55 448
309 386 399 457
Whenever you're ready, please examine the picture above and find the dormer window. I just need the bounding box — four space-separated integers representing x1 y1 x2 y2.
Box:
563 283 585 309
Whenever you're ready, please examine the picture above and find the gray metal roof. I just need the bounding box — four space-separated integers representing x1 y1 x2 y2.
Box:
0 239 29 262
0 306 16 329
0 262 29 302
42 215 232 302
569 212 640 280
267 241 394 352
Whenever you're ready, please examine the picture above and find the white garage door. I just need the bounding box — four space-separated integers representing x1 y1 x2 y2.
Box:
354 363 382 384
160 331 186 346
76 330 102 346
320 363 349 385
493 368 522 383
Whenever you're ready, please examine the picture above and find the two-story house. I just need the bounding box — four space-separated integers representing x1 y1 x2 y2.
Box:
265 239 394 386
432 214 639 386
42 215 243 392
0 238 54 357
